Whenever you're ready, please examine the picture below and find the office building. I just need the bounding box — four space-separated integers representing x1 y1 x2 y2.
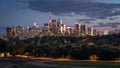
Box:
51 20 57 35
74 23 81 36
43 23 51 36
66 27 74 36
103 29 108 35
87 27 94 36
81 24 86 36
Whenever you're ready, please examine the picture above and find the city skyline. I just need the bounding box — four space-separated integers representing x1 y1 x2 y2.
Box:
6 19 109 40
1 0 120 34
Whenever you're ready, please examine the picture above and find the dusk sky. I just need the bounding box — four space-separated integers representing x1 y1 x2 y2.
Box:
1 0 120 34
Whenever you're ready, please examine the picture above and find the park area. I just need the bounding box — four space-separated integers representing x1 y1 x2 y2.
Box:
0 57 120 68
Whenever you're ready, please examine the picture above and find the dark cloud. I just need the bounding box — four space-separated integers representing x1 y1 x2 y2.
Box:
94 22 120 28
109 16 119 20
78 18 96 24
26 0 120 19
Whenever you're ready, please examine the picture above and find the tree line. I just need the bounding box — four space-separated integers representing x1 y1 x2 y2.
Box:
0 34 120 60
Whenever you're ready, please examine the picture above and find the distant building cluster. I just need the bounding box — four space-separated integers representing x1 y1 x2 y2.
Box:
6 22 41 39
5 18 111 39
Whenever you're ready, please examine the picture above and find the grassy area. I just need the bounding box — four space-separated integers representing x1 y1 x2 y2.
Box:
0 57 34 64
0 58 65 68
0 57 40 68
44 61 120 68
1 58 120 68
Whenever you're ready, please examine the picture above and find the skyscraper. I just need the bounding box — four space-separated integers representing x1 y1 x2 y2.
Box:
93 29 97 36
32 23 40 36
103 29 108 35
57 19 63 35
74 23 81 36
61 24 66 36
87 27 94 36
0 34 2 39
43 23 51 36
51 20 57 35
67 27 74 36
81 24 86 36
6 27 16 38
16 26 23 37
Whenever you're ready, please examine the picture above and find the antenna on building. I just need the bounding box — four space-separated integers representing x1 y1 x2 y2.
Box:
58 16 60 20
48 11 52 23
34 22 37 26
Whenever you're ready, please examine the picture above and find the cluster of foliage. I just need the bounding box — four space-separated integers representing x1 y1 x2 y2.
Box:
0 34 120 60
87 34 120 46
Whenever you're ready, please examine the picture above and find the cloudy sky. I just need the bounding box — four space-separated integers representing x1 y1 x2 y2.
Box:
1 0 120 34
